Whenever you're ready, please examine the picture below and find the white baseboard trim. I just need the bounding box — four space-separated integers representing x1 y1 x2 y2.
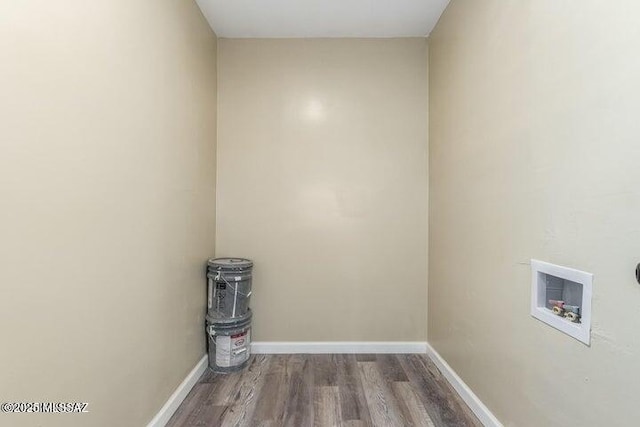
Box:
425 343 503 427
146 354 208 427
251 341 427 354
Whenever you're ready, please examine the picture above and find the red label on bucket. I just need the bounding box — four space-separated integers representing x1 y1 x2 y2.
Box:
215 328 250 368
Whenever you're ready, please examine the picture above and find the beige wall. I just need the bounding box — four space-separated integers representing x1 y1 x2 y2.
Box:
217 39 428 342
0 1 217 426
429 1 640 426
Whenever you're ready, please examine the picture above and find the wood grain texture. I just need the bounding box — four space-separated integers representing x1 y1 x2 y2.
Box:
219 355 271 427
336 354 372 424
280 355 314 427
398 355 482 427
166 354 481 427
392 382 436 427
358 361 410 427
313 386 341 427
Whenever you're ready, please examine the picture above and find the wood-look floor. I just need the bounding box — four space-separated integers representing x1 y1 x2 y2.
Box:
167 354 481 427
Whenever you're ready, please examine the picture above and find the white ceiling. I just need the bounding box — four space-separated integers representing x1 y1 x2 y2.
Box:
196 0 450 38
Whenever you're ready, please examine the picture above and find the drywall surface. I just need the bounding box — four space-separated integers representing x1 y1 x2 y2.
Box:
429 1 640 426
217 39 428 341
0 1 217 426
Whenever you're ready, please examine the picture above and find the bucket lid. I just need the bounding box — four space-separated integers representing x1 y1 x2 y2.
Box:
206 309 252 325
208 257 253 270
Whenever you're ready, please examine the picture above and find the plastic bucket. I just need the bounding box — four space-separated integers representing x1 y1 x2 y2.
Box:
206 311 252 374
207 258 253 320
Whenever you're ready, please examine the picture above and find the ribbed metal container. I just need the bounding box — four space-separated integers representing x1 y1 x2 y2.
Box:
207 258 253 320
206 310 252 373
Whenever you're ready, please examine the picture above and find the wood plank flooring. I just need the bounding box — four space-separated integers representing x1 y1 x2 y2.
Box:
167 354 481 427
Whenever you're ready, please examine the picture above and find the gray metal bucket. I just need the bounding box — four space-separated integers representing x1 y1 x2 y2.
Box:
207 258 253 320
206 311 252 374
